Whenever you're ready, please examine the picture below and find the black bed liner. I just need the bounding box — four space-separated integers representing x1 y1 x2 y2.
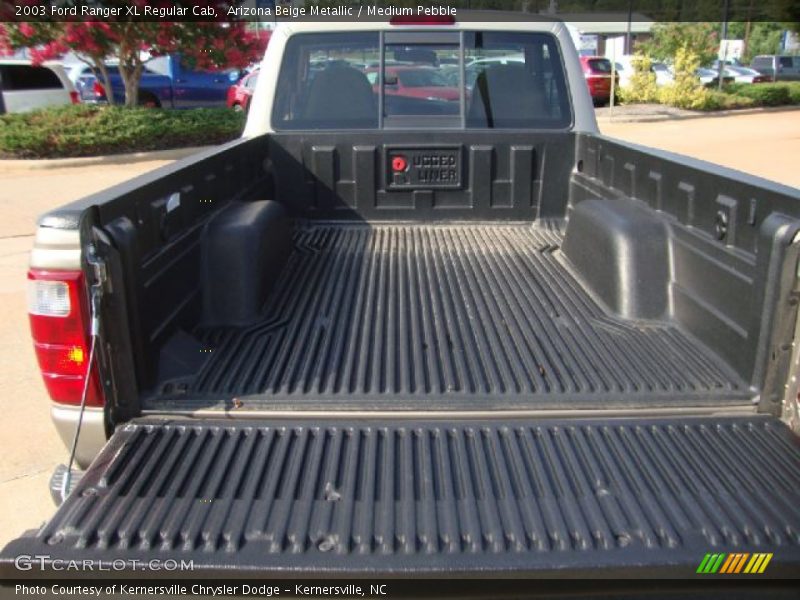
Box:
158 223 749 409
2 415 799 578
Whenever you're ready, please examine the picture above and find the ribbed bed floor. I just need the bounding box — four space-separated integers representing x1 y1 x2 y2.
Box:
189 223 748 408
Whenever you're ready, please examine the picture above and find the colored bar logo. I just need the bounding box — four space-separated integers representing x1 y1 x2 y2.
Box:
696 553 773 574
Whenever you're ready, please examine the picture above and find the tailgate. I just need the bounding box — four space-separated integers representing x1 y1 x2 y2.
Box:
2 415 799 578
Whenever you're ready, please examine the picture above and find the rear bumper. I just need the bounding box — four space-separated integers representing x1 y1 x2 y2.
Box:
50 404 106 469
585 76 614 99
2 415 799 578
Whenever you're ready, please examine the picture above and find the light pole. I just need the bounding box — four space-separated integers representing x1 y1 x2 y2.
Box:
717 0 730 91
610 36 617 111
625 0 633 55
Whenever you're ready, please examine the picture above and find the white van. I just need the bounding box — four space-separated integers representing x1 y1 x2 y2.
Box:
0 60 78 114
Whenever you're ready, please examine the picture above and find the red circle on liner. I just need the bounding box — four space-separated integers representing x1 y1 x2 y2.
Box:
392 156 408 172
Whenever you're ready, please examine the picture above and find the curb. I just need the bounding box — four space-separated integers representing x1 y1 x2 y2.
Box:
0 146 212 170
596 104 800 124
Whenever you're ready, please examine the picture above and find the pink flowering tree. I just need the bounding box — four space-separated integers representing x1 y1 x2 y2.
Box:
0 4 267 107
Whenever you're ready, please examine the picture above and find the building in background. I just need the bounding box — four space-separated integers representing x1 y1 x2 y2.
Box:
558 13 655 57
783 31 800 53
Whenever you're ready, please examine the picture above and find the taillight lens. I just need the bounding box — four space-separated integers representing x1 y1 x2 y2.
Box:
69 90 80 104
92 81 105 98
28 269 103 406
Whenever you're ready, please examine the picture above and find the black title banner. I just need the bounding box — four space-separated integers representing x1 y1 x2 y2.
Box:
1 0 799 23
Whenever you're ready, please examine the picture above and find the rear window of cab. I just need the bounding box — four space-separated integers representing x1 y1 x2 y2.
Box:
272 31 572 130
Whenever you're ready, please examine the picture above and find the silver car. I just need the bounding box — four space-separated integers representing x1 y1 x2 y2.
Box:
0 60 78 113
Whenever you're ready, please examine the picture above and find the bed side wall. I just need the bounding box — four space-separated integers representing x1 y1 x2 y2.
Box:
567 133 800 403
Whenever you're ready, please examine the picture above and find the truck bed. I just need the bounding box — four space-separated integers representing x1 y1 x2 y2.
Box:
151 222 749 411
77 132 800 418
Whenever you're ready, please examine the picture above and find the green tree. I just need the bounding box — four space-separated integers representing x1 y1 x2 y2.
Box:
640 22 720 66
742 23 783 62
0 3 267 108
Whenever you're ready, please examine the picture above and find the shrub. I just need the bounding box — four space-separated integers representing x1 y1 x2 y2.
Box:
0 105 246 159
725 83 791 106
657 45 712 110
695 92 757 111
784 82 800 104
723 82 749 96
618 54 659 104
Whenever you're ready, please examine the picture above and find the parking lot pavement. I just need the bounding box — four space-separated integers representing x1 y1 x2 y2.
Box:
0 159 178 238
0 109 798 552
600 108 800 188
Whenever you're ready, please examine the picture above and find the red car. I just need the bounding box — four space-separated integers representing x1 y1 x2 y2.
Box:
364 66 460 102
226 69 259 112
579 56 619 106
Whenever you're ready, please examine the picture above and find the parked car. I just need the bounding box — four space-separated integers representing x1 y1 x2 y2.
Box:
579 55 618 105
364 65 461 102
67 63 123 104
710 58 744 69
78 54 242 108
65 61 118 86
722 65 770 84
0 60 78 113
696 67 735 87
226 69 258 112
440 63 484 89
465 53 524 67
3 16 800 583
613 55 673 89
65 62 92 85
751 55 800 81
650 61 674 85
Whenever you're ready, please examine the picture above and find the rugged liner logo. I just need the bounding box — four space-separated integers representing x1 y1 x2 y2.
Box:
696 552 773 574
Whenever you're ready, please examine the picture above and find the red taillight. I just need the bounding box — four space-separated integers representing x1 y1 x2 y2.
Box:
390 14 455 25
69 90 80 104
28 269 103 406
92 81 105 98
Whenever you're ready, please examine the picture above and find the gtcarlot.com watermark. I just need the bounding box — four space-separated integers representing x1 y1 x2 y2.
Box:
13 554 194 572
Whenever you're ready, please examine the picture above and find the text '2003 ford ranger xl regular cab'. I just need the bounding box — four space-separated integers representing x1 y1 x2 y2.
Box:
2 16 800 581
